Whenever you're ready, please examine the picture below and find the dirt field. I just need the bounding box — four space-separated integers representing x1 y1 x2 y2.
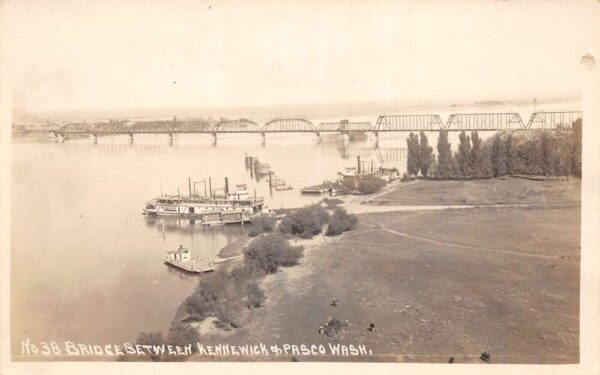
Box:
370 177 581 206
192 204 580 364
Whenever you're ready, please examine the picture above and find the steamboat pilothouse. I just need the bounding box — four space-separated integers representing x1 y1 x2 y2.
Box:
143 179 265 224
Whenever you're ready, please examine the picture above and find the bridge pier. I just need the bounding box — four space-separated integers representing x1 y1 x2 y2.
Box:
373 131 379 148
260 132 266 147
128 133 134 144
91 133 98 144
168 133 174 146
211 132 217 146
315 131 321 144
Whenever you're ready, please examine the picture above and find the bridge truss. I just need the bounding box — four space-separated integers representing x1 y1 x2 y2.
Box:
129 121 174 134
445 113 525 131
174 120 213 133
526 111 583 129
375 114 445 132
214 119 261 133
93 122 130 134
317 121 374 132
263 118 316 132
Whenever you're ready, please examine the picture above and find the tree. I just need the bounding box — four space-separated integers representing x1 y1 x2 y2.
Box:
571 118 582 177
428 155 438 178
167 323 199 353
326 207 358 236
505 133 515 175
538 130 555 176
419 131 433 177
470 131 482 176
451 151 460 177
215 281 244 328
243 233 303 273
136 332 165 361
406 132 420 176
248 214 275 237
557 134 572 178
490 134 502 177
356 175 385 194
436 130 452 178
246 280 266 309
278 205 329 238
457 131 471 177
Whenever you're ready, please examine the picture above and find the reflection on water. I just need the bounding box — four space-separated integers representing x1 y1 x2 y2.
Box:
11 133 408 354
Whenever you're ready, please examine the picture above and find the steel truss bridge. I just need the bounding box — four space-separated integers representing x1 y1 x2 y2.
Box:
51 111 582 143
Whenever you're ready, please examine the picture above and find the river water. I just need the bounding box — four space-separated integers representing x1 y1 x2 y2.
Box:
10 100 579 355
10 132 411 354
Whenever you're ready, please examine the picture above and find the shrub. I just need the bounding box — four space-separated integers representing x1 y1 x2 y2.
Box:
243 233 303 273
182 293 213 321
135 331 165 361
214 281 244 328
167 323 199 353
278 204 329 238
326 207 358 236
356 176 385 194
246 280 266 308
248 214 276 237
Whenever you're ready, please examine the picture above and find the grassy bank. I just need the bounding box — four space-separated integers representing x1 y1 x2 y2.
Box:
369 177 580 206
191 204 579 363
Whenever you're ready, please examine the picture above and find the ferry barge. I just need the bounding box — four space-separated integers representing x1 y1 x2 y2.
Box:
143 184 264 224
165 245 215 274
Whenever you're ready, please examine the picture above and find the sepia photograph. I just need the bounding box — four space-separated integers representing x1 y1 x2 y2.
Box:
1 0 599 374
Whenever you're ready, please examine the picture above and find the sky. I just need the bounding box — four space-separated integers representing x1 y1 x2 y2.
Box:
2 0 599 115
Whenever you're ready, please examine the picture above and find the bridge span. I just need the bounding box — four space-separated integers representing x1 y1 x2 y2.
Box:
50 111 582 144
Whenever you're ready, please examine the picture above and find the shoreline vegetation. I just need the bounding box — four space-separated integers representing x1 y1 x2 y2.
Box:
121 204 359 362
123 122 581 363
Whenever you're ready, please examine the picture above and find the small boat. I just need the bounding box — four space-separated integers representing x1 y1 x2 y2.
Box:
300 186 332 194
275 184 293 191
164 245 215 274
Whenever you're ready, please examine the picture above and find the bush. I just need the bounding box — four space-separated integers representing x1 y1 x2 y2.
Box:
246 280 266 308
278 204 329 238
167 323 199 353
182 293 213 321
326 207 358 236
248 214 276 237
135 331 165 361
356 176 385 194
243 233 303 273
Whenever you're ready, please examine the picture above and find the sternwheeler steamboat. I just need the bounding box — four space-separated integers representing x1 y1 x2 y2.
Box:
143 180 264 224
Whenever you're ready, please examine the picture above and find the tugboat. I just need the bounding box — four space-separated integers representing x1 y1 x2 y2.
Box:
164 245 215 274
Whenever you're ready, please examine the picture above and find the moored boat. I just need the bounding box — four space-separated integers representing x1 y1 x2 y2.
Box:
164 245 215 274
143 184 264 224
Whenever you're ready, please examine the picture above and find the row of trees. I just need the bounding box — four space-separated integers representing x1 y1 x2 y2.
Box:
406 119 582 179
406 131 434 177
